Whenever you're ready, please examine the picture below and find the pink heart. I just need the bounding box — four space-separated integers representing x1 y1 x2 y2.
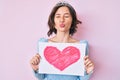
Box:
44 46 80 71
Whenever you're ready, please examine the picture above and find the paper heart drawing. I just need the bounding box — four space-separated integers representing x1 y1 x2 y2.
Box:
44 46 80 71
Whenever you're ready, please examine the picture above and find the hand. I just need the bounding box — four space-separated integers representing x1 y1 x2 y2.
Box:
84 56 94 74
30 53 41 71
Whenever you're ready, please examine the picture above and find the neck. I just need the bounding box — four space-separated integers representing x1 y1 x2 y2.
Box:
54 31 71 43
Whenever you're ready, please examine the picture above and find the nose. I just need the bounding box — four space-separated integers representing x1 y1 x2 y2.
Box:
60 16 64 22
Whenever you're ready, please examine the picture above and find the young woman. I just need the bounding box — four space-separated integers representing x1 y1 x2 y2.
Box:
30 2 94 80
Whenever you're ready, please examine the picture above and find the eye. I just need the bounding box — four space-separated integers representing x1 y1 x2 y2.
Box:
64 14 70 18
64 16 69 18
55 15 60 18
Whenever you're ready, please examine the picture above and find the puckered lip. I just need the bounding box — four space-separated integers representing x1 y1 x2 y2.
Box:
59 24 65 28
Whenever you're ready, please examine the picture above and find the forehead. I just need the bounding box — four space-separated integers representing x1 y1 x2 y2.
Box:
55 6 70 14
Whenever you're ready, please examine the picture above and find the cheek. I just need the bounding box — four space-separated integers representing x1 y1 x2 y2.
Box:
54 19 59 26
67 20 72 26
67 18 72 24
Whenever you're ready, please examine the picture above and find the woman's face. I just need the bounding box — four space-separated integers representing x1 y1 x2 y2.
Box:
54 6 72 33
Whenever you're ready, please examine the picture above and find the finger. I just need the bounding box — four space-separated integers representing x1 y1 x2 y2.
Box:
88 63 93 67
30 58 35 65
35 57 40 65
32 57 37 65
86 61 94 69
31 57 38 65
85 58 93 66
84 58 89 65
30 54 41 65
85 60 91 66
35 56 41 64
84 56 89 60
34 57 40 65
35 54 41 60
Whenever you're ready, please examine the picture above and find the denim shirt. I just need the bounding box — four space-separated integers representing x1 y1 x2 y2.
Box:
33 38 92 80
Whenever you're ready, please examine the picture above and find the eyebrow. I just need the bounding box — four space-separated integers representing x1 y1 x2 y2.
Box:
55 13 70 15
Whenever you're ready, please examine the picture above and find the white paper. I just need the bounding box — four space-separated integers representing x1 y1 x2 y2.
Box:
38 42 86 76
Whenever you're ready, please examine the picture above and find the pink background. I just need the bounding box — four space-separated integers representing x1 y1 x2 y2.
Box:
0 0 120 80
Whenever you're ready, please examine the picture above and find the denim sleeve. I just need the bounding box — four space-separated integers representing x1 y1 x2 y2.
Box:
33 38 47 80
80 40 89 55
79 71 93 80
33 70 45 80
37 38 48 52
78 40 93 80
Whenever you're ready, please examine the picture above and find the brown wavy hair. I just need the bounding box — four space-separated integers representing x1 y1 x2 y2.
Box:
47 2 82 36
